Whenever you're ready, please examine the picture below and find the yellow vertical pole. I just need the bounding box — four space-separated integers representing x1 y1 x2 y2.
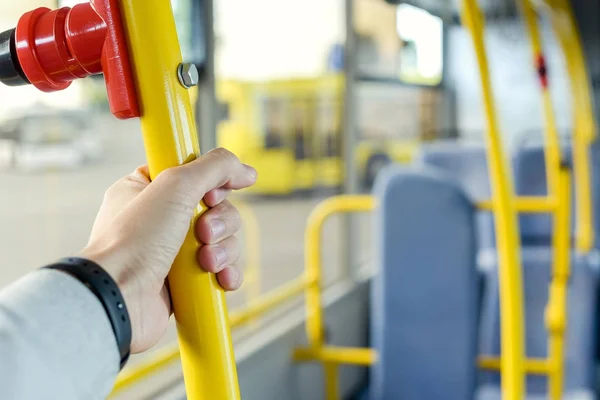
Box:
460 1 526 399
545 0 596 252
517 0 560 193
119 1 240 399
517 1 571 398
545 168 572 399
324 362 340 400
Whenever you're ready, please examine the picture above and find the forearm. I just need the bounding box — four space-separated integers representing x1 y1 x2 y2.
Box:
0 269 119 400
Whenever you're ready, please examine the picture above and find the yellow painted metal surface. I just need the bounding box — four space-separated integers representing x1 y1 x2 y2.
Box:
478 356 550 375
112 343 181 395
517 1 570 397
119 0 239 398
325 363 340 400
546 168 572 399
293 346 378 366
296 195 377 400
304 195 376 347
545 0 597 252
229 277 308 327
477 197 556 213
111 276 309 395
460 1 525 398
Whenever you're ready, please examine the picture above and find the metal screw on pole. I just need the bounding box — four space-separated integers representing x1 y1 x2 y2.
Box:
177 63 199 88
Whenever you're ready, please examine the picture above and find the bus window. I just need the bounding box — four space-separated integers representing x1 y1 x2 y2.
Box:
291 100 312 160
396 4 443 85
315 98 341 158
354 0 443 86
262 97 286 149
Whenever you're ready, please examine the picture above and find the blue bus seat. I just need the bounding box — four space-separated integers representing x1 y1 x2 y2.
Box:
370 166 479 400
416 141 495 251
512 142 600 247
477 247 599 398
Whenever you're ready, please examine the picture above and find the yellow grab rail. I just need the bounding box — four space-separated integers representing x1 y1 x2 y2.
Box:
478 356 551 375
304 195 377 347
544 0 597 252
111 275 310 396
294 195 376 400
112 194 376 397
120 1 239 399
112 343 181 395
294 346 377 366
517 0 572 397
461 1 526 398
477 197 556 212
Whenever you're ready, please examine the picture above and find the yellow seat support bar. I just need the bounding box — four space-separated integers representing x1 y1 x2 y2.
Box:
477 197 557 213
293 346 378 366
478 356 551 375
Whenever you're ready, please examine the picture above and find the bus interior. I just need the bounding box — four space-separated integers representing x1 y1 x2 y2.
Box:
1 0 600 399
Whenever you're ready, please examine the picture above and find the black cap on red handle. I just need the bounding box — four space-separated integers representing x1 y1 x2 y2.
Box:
0 28 29 87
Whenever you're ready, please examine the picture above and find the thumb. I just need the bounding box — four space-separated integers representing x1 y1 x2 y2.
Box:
150 148 257 209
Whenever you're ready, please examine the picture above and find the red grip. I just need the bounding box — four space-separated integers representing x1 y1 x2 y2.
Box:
91 0 139 119
14 1 139 119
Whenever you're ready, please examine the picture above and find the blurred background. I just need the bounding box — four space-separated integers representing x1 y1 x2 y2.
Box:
1 0 599 399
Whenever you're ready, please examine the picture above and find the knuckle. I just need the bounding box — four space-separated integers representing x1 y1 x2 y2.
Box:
211 148 240 168
156 167 197 206
157 167 187 191
103 180 123 200
230 207 242 229
229 234 240 249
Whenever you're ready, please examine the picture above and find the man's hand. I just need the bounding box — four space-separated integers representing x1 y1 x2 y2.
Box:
78 148 257 354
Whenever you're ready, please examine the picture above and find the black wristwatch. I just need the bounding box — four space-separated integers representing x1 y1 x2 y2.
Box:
45 257 132 369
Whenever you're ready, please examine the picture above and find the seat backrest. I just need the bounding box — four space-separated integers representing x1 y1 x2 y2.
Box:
512 141 600 247
478 249 599 396
416 141 495 250
370 165 480 400
416 141 491 201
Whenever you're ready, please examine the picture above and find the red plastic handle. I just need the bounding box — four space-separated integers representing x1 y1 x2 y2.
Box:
14 1 139 119
91 0 139 119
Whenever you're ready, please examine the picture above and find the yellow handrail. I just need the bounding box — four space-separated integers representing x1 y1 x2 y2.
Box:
543 0 597 252
477 197 556 212
460 1 526 398
112 195 376 397
516 1 571 397
119 1 239 399
110 276 309 396
304 195 377 347
478 356 551 375
546 168 572 397
111 343 181 395
294 195 377 400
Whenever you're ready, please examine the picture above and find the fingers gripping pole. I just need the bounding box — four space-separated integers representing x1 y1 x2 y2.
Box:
119 1 240 399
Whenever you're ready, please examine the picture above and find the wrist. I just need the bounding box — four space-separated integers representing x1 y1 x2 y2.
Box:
43 257 132 369
78 244 136 305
